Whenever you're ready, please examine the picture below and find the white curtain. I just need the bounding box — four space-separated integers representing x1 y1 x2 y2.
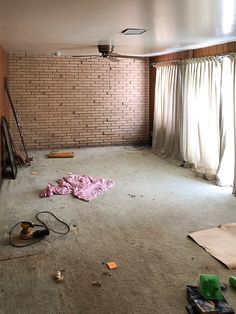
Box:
217 56 235 186
152 55 236 190
181 58 221 180
152 63 183 163
232 58 236 194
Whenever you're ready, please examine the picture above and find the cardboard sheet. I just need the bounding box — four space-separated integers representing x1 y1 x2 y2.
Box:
188 223 236 269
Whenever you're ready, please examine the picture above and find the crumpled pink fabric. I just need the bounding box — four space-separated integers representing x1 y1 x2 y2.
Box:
40 174 114 201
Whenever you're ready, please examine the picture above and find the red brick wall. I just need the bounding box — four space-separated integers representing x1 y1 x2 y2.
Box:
8 54 149 150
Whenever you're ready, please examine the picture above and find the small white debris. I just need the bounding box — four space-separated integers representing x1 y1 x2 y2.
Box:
55 270 65 283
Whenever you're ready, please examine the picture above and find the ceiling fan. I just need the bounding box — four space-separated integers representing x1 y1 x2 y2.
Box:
71 44 142 62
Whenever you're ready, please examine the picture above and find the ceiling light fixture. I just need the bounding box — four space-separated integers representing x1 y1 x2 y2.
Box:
122 28 148 35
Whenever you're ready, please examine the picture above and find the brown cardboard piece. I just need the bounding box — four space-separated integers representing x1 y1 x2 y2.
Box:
188 223 236 269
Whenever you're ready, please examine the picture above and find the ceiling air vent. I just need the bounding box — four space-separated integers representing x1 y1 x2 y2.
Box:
122 28 148 35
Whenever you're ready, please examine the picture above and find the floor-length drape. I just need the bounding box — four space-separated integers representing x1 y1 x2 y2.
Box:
181 58 221 180
152 55 236 191
232 58 236 195
152 63 183 163
217 56 235 186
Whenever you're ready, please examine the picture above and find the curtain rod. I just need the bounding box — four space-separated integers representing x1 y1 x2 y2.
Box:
149 52 236 67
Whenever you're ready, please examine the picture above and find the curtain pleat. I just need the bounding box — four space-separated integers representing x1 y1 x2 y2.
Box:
182 59 221 180
217 56 235 186
232 59 236 195
152 63 183 164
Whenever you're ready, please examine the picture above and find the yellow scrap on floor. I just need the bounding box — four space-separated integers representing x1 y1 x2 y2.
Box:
47 151 74 158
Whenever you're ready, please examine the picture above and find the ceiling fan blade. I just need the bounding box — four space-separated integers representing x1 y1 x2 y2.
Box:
107 56 120 62
110 53 145 60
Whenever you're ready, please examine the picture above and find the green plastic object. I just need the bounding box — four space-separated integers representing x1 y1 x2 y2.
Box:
199 274 223 300
229 276 236 287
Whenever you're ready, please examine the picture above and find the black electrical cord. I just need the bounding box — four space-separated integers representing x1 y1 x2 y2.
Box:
9 211 70 247
35 211 70 234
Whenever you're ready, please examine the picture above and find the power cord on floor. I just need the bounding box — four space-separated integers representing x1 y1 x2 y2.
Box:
9 211 70 247
35 211 70 234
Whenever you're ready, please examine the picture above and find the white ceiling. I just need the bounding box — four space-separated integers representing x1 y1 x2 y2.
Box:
0 0 236 57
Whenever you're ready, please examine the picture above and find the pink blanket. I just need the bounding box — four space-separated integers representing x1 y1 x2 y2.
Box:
40 174 114 201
